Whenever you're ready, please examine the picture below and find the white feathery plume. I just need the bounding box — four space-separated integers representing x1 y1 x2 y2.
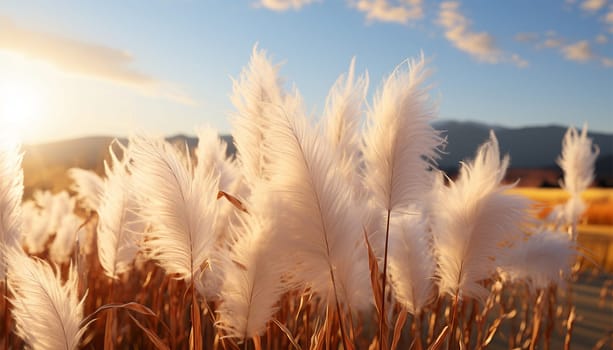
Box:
263 90 371 312
129 136 219 281
68 167 104 212
217 195 289 341
97 144 142 279
558 124 599 196
321 58 368 187
0 137 23 281
50 212 84 265
195 126 241 244
230 45 284 188
557 124 598 238
22 202 52 254
46 191 75 235
430 131 530 301
497 231 575 291
195 126 238 193
7 249 87 350
362 54 443 211
388 211 436 315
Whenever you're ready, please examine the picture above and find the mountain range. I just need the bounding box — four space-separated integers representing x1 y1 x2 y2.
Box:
21 121 613 196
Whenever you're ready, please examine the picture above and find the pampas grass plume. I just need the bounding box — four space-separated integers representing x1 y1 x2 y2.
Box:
7 249 87 350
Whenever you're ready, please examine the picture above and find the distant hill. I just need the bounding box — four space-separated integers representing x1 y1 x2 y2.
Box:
21 122 613 195
433 121 613 186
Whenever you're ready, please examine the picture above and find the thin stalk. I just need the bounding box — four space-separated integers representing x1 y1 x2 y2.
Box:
529 289 545 350
3 275 8 350
191 275 202 350
104 278 117 350
379 209 392 350
447 291 460 350
412 312 423 350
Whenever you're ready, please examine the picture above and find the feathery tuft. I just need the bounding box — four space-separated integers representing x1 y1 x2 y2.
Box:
129 136 219 280
7 249 87 350
230 45 284 188
362 55 443 211
216 197 289 341
97 144 142 279
558 124 599 196
430 131 530 301
388 211 436 315
0 137 23 280
321 57 368 185
498 231 575 291
68 168 105 212
263 90 371 311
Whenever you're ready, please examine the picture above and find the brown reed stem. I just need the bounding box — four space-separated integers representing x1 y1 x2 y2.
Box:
3 275 8 350
447 291 460 350
104 278 116 350
379 209 392 350
529 289 545 350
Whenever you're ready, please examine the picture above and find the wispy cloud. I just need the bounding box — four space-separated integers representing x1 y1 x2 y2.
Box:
515 32 539 43
606 5 613 32
580 0 607 12
595 34 608 43
437 1 527 67
0 17 195 105
351 0 423 24
561 40 595 62
257 0 317 11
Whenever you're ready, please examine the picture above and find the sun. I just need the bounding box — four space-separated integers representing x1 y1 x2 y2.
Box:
0 79 43 140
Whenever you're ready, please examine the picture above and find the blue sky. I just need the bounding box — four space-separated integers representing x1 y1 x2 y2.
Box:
0 0 611 144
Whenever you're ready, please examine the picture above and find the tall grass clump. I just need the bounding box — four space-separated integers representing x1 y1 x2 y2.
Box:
1 46 600 350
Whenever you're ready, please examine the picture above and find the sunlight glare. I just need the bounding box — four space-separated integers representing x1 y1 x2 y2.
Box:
0 79 43 140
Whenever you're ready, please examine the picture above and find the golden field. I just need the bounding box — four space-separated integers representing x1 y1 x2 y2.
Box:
509 187 613 271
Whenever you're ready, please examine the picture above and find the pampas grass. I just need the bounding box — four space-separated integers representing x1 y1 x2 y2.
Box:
0 48 599 350
0 138 23 280
68 168 105 213
7 249 87 350
129 136 219 281
97 144 142 280
431 131 530 301
558 124 599 239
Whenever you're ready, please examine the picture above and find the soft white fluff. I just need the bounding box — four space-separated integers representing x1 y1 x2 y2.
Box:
321 58 368 187
97 145 142 279
430 132 530 301
558 125 599 196
217 198 288 340
8 249 87 350
388 211 436 315
557 125 598 235
362 55 442 211
68 167 104 212
129 136 219 281
49 213 84 265
230 45 284 188
497 231 575 291
0 138 23 280
263 90 371 311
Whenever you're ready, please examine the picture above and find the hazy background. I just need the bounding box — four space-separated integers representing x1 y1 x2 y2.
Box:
0 0 612 144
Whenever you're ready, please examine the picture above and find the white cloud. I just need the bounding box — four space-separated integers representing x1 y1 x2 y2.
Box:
602 57 613 66
257 0 317 11
580 0 607 12
561 40 595 62
515 32 539 43
0 17 195 105
595 34 608 43
606 6 613 32
542 38 564 48
351 0 423 24
437 2 527 67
